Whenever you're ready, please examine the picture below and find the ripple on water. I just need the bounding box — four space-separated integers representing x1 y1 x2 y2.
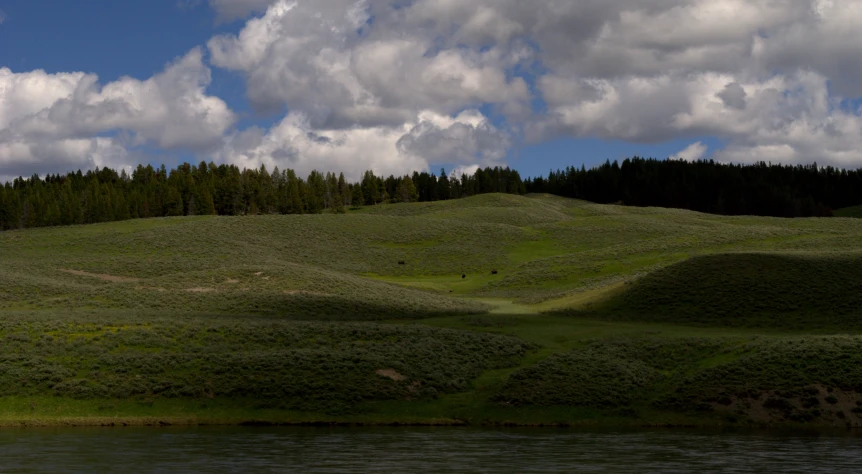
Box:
0 427 859 473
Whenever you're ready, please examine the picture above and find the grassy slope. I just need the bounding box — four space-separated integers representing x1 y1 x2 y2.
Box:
2 193 862 427
834 205 862 218
568 253 862 329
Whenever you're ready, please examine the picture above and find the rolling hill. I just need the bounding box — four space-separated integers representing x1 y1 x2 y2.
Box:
2 193 862 427
834 205 862 218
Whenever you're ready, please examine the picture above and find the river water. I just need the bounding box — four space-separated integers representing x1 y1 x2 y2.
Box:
0 427 859 472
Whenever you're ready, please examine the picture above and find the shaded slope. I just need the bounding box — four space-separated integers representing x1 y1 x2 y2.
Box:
571 253 862 329
495 336 862 426
834 205 862 218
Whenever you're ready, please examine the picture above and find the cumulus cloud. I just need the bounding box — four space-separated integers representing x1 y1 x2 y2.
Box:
203 0 530 175
0 48 235 178
396 110 511 166
208 0 274 22
201 0 862 170
717 82 747 110
214 108 506 179
208 0 529 128
447 164 481 181
6 0 862 181
672 141 708 162
0 137 130 183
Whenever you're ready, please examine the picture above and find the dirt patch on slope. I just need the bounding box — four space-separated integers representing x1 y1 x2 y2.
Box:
185 287 216 293
376 369 406 381
59 269 140 283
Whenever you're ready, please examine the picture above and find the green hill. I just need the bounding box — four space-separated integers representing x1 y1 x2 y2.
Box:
496 336 862 425
2 193 862 427
834 205 862 218
570 253 862 329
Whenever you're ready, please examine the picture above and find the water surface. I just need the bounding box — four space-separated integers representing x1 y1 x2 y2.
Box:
0 427 859 472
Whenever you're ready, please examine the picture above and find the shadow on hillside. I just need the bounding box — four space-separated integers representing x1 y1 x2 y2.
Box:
550 252 862 331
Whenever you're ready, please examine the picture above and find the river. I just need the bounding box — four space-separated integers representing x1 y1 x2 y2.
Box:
1 427 859 472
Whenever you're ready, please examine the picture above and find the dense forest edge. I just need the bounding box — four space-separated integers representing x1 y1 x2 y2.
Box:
2 157 862 231
525 158 862 218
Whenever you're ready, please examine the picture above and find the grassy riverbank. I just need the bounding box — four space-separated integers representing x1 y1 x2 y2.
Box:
2 194 862 428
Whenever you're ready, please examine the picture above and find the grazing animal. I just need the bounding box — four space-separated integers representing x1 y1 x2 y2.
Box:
398 260 406 265
462 274 466 279
491 270 498 275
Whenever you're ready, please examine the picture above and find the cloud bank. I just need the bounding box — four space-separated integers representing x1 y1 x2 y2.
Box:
3 0 862 180
0 48 233 179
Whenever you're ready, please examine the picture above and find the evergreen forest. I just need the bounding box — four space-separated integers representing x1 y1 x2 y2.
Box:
2 157 861 231
525 157 862 218
0 163 525 231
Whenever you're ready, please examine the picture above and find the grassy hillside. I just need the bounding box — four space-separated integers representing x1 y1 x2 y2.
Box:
2 193 862 427
569 253 862 329
834 205 862 218
496 336 862 425
0 311 532 415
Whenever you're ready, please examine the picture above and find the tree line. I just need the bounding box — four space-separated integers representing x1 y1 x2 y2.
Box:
524 157 862 217
0 162 526 231
3 156 861 231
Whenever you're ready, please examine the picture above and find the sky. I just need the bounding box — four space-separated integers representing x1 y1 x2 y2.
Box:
1 0 861 183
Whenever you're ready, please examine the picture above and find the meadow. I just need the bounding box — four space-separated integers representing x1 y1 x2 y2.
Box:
1 193 862 427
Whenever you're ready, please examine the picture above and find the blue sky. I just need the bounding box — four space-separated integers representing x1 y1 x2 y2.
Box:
1 0 859 182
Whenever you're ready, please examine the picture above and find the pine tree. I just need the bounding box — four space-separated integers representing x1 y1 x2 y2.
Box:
361 171 379 205
197 187 217 215
325 172 339 210
376 177 387 205
188 195 197 216
437 168 451 200
338 173 350 207
398 176 419 203
298 179 311 213
257 164 274 213
285 169 303 214
306 171 326 213
164 187 184 216
0 185 8 230
350 183 364 209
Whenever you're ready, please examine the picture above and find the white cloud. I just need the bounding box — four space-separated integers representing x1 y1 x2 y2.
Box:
7 0 862 181
202 0 862 170
0 137 130 181
207 0 529 128
671 141 708 162
214 108 506 180
396 110 511 166
0 49 235 178
204 0 526 176
448 164 481 181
